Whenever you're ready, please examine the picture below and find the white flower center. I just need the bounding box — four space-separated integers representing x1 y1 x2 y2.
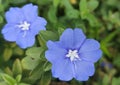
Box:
66 50 80 61
18 21 30 31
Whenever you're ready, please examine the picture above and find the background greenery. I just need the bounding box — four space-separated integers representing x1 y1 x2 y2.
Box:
0 0 120 85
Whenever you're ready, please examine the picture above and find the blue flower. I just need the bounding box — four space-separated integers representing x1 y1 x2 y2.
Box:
2 4 47 48
45 28 102 81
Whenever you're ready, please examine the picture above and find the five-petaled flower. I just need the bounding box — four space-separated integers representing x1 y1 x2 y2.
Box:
45 28 102 81
2 3 47 48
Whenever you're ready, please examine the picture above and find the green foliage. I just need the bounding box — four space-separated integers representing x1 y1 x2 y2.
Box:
12 59 22 77
0 0 120 85
39 71 51 85
3 48 13 61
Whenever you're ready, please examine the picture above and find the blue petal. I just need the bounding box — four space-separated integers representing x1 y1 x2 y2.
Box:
16 31 35 48
73 28 86 49
30 17 47 35
2 24 20 41
52 59 74 81
46 41 63 50
5 7 24 23
80 50 102 63
22 4 38 22
79 39 100 53
60 28 74 49
45 41 73 81
74 61 95 81
45 41 67 63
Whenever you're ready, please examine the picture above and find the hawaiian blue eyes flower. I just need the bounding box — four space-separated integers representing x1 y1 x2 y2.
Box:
1 4 47 48
45 28 102 81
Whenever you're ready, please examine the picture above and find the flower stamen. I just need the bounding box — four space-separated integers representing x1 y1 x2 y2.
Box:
66 49 80 61
18 21 30 31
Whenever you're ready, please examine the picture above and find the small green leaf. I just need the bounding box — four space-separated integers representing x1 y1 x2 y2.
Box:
2 74 17 85
58 27 65 36
26 47 46 59
4 67 13 77
3 48 13 61
66 9 79 19
84 13 99 27
9 0 27 4
60 0 80 20
13 47 24 56
0 4 4 12
61 0 73 10
109 12 120 25
100 30 118 57
16 74 22 83
0 81 8 85
79 0 99 27
21 56 40 70
102 74 110 85
18 83 30 85
100 43 111 57
101 30 118 44
25 61 45 84
79 0 89 18
12 59 22 76
113 54 120 68
0 15 3 23
37 0 51 5
53 0 60 7
112 77 120 85
48 6 57 23
43 61 52 72
88 0 99 11
39 71 51 85
39 30 59 43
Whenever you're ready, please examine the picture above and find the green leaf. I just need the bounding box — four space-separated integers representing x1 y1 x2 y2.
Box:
21 56 40 70
3 48 13 61
102 74 110 85
61 0 73 10
39 71 51 85
53 0 60 7
100 43 111 57
12 59 22 76
0 15 3 23
58 27 65 36
101 30 118 44
4 67 13 77
43 61 52 72
112 77 120 85
66 9 79 19
48 6 57 23
84 13 99 27
18 83 30 85
9 0 27 4
0 4 4 12
100 30 118 57
113 54 120 68
79 0 89 18
37 0 51 5
62 0 79 19
88 0 99 11
25 61 45 84
108 11 120 25
13 47 24 56
2 74 17 85
39 30 59 43
106 0 118 7
16 74 22 83
79 0 99 27
26 47 46 59
0 81 8 85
